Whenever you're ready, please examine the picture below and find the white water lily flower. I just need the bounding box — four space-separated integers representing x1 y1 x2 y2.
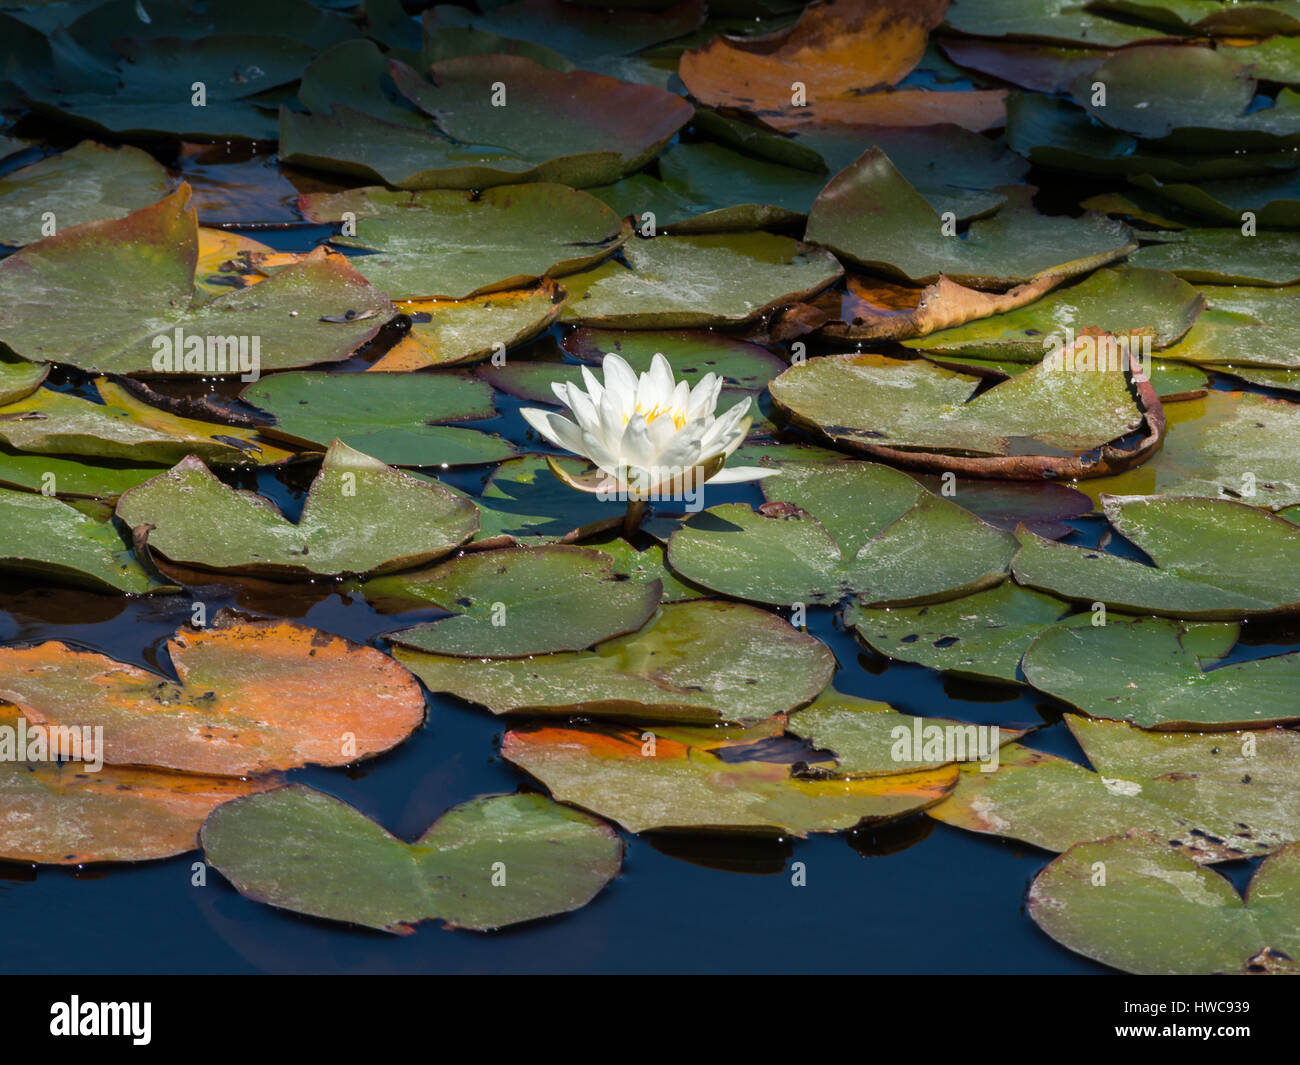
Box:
521 352 776 499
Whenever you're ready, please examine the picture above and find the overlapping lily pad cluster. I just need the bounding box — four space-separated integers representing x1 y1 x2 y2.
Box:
0 0 1298 966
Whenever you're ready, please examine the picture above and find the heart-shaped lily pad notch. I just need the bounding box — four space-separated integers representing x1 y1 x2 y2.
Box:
298 183 627 300
1022 614 1300 729
1012 494 1300 618
502 720 958 835
0 754 279 865
0 186 393 376
201 785 622 933
1028 833 1300 975
0 614 426 775
929 715 1300 863
678 0 1005 132
909 476 1093 539
1129 229 1300 286
371 283 565 371
846 583 1073 684
116 440 478 578
239 371 515 467
0 488 166 594
394 599 835 725
902 266 1205 361
0 141 171 246
559 232 842 328
769 337 1164 480
0 380 295 467
373 545 662 656
805 151 1135 287
666 460 1016 607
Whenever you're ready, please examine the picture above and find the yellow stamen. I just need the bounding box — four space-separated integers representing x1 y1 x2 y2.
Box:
624 404 687 431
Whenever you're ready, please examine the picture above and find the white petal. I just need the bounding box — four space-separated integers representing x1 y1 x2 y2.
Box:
602 353 638 403
707 465 780 484
521 408 588 458
578 364 604 403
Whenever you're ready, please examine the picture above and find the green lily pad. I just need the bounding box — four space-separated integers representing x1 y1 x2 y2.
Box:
1011 494 1300 619
559 232 842 328
581 535 705 602
394 599 836 725
931 714 1300 862
1089 0 1300 36
1129 230 1300 285
666 460 1016 606
0 141 170 246
374 545 662 656
466 453 624 545
937 37 1114 94
1022 614 1300 729
769 350 1160 478
202 786 622 933
66 0 357 52
239 371 515 467
902 266 1205 361
296 38 432 129
115 440 479 578
1028 834 1300 975
420 23 574 72
0 187 394 376
501 719 957 835
942 0 1167 46
0 448 164 499
1130 171 1300 229
0 358 48 406
1071 46 1300 151
846 583 1073 683
299 183 626 299
1158 286 1300 372
1219 35 1300 87
805 150 1134 287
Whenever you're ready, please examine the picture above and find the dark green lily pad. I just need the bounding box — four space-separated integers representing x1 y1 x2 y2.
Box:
421 23 574 72
666 460 1016 607
580 535 705 602
202 785 622 933
0 187 394 376
374 545 661 656
846 583 1073 683
1012 494 1300 619
468 453 624 545
116 441 478 578
296 38 432 129
1131 170 1300 229
559 232 842 328
67 0 357 53
0 448 164 500
930 714 1300 862
1219 35 1300 87
0 141 170 246
299 183 626 299
937 37 1113 94
394 599 836 725
1023 614 1300 729
239 371 515 467
805 150 1134 287
1028 834 1300 975
942 0 1167 46
1089 0 1300 36
909 475 1093 538
1159 286 1300 372
1129 230 1300 285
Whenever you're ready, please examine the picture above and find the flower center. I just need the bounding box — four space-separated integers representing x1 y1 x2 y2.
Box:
626 404 687 431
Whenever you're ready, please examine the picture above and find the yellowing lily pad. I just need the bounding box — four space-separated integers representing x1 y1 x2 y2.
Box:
1129 229 1300 286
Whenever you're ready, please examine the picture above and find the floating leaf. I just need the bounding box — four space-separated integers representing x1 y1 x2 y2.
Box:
930 715 1300 863
846 583 1072 683
0 449 164 500
298 183 626 300
1130 170 1300 229
1159 285 1300 372
1090 0 1300 37
395 599 835 725
1012 494 1300 619
667 460 1016 606
501 720 957 835
581 535 705 602
0 186 394 376
374 546 661 656
239 371 515 467
559 232 842 328
116 441 478 578
942 0 1165 46
0 614 426 775
1129 230 1300 286
201 785 621 933
937 37 1113 93
0 359 48 406
467 453 624 545
1028 834 1300 975
909 475 1093 538
805 151 1135 287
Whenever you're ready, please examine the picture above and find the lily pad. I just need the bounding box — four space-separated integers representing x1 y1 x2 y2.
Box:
942 0 1167 46
115 441 479 578
239 371 515 467
1090 0 1300 37
0 141 170 246
1130 170 1300 229
374 545 662 656
559 232 842 328
1012 494 1300 619
501 720 957 835
1022 614 1300 729
201 785 622 933
0 449 164 500
562 327 786 389
581 535 705 602
1158 286 1300 372
846 583 1073 683
908 475 1094 538
930 715 1300 862
0 758 278 865
0 614 427 775
666 460 1016 606
1129 230 1300 286
768 343 1164 480
298 183 626 299
0 359 48 406
1028 833 1300 975
805 151 1135 287
394 599 835 725
0 186 394 376
467 453 625 545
